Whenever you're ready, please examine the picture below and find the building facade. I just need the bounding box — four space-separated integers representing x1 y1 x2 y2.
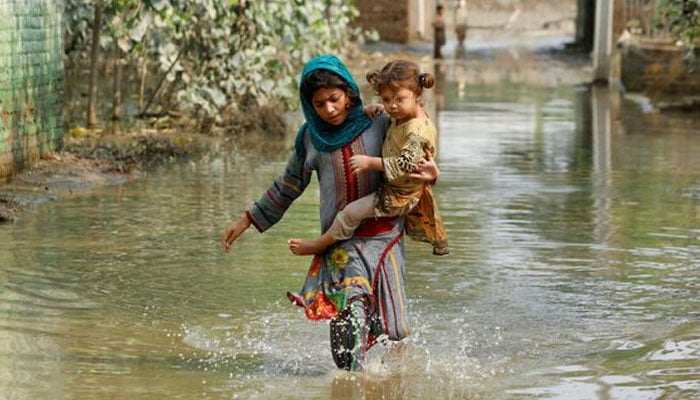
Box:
355 0 436 43
0 0 63 179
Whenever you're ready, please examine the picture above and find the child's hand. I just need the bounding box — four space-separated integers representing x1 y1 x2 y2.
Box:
349 155 372 174
363 103 384 119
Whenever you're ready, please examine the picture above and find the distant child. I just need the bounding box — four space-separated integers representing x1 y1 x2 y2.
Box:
289 60 449 256
454 0 469 49
433 4 446 58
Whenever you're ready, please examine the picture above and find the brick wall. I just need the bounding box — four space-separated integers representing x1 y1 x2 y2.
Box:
0 0 63 179
355 0 412 43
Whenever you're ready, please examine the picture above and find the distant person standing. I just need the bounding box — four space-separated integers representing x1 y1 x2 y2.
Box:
432 4 446 59
454 0 468 50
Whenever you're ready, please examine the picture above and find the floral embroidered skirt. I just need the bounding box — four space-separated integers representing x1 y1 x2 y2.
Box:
287 218 410 342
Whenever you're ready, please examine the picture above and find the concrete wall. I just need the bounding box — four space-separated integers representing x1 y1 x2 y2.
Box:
613 1 700 95
620 42 700 95
355 0 412 43
355 0 436 43
0 0 63 179
408 0 435 42
356 0 579 45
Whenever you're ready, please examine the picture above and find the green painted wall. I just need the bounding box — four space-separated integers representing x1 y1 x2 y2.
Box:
0 0 63 178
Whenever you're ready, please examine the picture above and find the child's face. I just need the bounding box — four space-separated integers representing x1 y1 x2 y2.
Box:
311 87 351 126
380 86 419 124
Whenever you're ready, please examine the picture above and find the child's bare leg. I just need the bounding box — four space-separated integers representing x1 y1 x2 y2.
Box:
288 232 337 255
289 193 377 256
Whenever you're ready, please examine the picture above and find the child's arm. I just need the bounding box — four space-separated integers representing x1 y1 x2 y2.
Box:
349 154 383 174
383 132 429 182
349 147 439 183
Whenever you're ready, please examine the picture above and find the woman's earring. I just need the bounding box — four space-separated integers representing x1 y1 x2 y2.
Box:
345 103 350 110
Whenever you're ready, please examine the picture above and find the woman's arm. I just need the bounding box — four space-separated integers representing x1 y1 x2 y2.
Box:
245 149 313 232
407 152 440 184
221 145 313 252
221 212 252 253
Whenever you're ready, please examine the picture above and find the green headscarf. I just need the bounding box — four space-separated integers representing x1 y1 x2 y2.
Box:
295 55 372 155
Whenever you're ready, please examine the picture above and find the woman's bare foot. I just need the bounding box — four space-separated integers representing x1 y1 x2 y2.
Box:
288 234 335 255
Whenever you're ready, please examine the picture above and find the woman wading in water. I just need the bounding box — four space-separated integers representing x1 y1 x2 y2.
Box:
221 55 439 371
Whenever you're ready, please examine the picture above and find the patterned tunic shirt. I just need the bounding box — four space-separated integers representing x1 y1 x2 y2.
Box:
246 114 412 341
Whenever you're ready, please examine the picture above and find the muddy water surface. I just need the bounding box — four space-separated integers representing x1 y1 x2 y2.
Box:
1 56 699 399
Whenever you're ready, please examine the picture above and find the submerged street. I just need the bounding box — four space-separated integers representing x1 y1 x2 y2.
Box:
1 35 700 399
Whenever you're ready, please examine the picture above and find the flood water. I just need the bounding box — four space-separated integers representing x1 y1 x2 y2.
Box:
2 53 700 399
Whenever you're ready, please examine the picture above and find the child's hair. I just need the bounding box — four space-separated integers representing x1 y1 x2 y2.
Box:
301 69 359 107
366 60 435 97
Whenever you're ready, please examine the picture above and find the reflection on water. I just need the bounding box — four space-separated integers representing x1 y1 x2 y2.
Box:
1 57 699 399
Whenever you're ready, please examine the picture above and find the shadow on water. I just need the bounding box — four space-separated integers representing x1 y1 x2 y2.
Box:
1 45 700 399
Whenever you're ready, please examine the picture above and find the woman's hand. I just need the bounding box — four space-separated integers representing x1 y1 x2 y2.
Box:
408 153 440 183
221 214 252 253
363 103 385 119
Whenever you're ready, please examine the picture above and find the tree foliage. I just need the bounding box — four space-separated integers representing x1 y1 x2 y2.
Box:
64 0 368 126
656 0 700 64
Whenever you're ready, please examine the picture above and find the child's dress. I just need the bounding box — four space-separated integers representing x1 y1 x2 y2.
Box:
382 117 449 255
327 117 449 255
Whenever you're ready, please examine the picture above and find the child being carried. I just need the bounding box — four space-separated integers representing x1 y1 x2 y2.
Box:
289 60 449 256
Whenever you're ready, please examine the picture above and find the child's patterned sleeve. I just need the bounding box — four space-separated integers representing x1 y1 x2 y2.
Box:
383 132 427 182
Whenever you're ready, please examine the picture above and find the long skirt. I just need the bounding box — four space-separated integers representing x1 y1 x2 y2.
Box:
287 218 408 370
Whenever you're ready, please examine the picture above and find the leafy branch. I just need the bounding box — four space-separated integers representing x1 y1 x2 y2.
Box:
64 0 366 129
655 0 700 65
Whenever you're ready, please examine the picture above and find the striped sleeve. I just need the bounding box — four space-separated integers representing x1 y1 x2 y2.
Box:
247 148 313 232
